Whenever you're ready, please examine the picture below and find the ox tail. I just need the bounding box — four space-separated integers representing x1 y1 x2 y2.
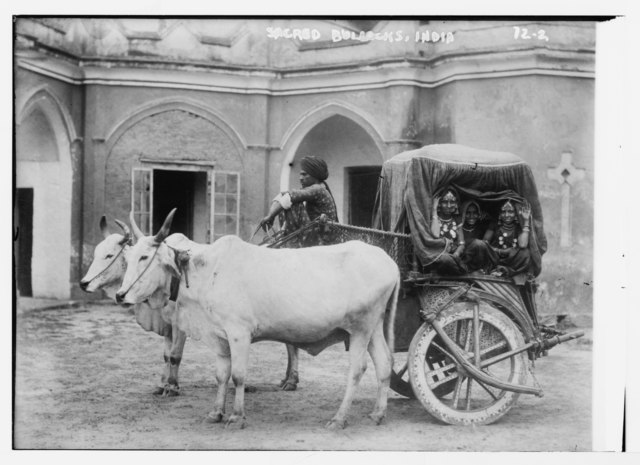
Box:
385 267 401 355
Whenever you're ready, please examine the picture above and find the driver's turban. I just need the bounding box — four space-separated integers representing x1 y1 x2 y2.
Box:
300 156 329 182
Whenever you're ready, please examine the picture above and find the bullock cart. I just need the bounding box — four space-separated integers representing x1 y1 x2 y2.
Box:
266 144 584 426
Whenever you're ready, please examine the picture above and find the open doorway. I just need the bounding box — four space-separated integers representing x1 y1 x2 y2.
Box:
346 166 381 227
14 188 34 296
152 170 208 242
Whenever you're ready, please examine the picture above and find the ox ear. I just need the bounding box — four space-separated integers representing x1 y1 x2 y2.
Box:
154 208 177 244
163 259 181 278
162 247 183 278
114 219 132 245
99 215 110 239
129 211 145 241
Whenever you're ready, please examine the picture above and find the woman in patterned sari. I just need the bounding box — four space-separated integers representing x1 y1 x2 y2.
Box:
459 200 494 273
429 187 467 274
485 199 533 277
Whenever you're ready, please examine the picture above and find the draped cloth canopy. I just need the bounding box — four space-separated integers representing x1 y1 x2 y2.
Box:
372 144 547 276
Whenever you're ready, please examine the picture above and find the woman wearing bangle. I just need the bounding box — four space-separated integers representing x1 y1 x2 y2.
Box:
486 199 532 277
429 187 468 275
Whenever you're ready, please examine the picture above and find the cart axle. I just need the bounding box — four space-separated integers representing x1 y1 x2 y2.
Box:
539 330 585 351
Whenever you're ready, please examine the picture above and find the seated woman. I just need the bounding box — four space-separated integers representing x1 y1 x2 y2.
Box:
459 200 493 273
485 199 532 277
429 187 467 275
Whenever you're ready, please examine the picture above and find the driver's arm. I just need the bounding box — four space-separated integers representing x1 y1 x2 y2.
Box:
259 193 291 229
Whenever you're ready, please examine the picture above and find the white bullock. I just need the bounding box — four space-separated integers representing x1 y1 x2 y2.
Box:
116 209 400 429
80 216 301 395
79 216 187 396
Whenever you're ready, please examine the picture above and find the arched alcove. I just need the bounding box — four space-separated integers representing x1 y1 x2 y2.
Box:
17 107 59 162
285 113 383 226
15 89 74 298
105 107 244 242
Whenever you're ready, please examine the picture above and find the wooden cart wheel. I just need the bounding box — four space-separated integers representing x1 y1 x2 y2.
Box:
390 353 415 398
391 351 455 398
408 302 527 425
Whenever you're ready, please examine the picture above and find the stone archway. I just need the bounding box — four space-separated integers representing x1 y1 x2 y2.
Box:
104 106 245 242
280 105 384 225
16 89 75 298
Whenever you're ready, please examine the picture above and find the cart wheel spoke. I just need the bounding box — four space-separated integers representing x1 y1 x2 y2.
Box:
452 375 465 409
476 321 484 359
431 341 458 364
473 309 483 367
479 342 516 369
475 375 500 401
455 320 464 346
465 378 473 411
464 319 473 352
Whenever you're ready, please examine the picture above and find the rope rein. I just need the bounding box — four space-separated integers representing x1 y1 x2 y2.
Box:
119 243 162 297
84 242 127 284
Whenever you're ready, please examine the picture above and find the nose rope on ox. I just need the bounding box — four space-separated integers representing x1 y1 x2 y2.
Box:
118 243 163 301
119 243 191 302
83 242 127 284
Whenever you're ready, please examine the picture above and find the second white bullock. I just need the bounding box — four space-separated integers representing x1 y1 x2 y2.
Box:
116 209 400 429
79 216 187 396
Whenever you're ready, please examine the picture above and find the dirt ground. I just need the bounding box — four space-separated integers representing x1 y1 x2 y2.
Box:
13 301 592 451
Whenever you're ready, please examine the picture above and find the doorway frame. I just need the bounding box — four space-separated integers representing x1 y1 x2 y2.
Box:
133 159 215 242
345 165 382 227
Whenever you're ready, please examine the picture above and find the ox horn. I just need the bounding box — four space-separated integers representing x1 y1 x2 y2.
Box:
154 208 177 244
129 211 145 241
114 219 132 245
99 215 110 239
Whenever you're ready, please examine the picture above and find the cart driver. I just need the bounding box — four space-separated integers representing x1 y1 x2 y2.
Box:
259 156 339 246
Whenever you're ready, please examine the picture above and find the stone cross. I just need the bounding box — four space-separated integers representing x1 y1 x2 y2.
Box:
547 151 585 247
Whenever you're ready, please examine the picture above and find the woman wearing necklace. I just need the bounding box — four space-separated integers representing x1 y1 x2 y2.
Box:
459 200 494 273
429 187 467 274
486 199 532 277
460 200 487 241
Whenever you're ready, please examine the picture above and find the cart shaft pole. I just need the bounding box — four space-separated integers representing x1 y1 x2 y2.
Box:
429 318 544 397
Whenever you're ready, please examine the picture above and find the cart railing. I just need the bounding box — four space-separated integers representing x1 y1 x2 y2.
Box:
266 217 415 275
323 221 415 275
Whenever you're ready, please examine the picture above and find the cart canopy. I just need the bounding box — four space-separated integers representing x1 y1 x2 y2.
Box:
372 144 547 276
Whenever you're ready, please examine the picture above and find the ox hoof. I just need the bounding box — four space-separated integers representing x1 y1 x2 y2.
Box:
280 381 298 391
163 387 180 397
225 415 247 429
152 387 166 396
206 412 224 424
325 418 347 430
368 412 386 425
